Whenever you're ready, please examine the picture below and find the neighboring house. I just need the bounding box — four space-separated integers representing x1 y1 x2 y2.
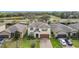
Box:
50 24 68 38
50 23 77 38
0 24 8 40
0 23 27 39
0 30 11 39
6 23 27 38
28 22 51 38
68 23 79 37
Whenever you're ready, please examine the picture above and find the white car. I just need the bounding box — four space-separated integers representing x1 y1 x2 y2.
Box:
0 39 4 47
58 38 67 46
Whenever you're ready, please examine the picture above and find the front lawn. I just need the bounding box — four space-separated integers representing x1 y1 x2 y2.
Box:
35 39 40 48
21 38 40 48
21 38 31 48
21 32 40 48
72 38 79 48
50 37 62 48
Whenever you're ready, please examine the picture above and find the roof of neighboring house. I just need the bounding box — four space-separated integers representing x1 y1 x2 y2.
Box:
57 31 68 35
68 23 79 30
28 22 50 28
6 23 27 33
0 30 10 35
50 23 77 33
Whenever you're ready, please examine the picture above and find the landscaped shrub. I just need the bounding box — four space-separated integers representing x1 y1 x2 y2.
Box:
28 35 35 40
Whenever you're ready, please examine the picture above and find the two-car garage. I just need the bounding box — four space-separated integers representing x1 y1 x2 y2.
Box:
40 34 49 38
0 35 9 38
0 31 10 39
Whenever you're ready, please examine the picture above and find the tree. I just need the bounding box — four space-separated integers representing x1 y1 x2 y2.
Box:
14 31 20 48
38 15 50 22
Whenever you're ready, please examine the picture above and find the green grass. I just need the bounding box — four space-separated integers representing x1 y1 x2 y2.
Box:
21 38 31 48
50 37 62 48
72 38 79 48
22 38 40 48
21 33 40 48
35 39 40 48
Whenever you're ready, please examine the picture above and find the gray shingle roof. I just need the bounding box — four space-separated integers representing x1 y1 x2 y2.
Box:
50 23 77 33
28 22 50 28
57 31 67 35
6 23 27 33
68 23 79 30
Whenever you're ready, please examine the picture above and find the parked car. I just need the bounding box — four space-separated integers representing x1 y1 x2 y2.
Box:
65 39 73 46
0 38 4 46
58 38 67 46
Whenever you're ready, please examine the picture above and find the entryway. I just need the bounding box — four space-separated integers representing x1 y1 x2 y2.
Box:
36 34 39 38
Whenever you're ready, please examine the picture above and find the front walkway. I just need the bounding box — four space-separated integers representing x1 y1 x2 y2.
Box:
40 38 52 48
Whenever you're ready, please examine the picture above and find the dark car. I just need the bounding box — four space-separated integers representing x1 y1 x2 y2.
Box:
65 39 73 46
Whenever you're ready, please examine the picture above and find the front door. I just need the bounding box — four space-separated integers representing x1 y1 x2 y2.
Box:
36 34 39 38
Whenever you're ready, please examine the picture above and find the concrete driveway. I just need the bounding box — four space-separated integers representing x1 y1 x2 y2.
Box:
40 38 52 48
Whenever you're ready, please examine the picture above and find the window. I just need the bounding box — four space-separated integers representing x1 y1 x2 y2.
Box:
36 28 39 31
30 27 33 30
42 28 48 31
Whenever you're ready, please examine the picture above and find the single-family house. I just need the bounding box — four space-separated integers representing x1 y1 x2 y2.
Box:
0 23 27 40
0 30 11 39
6 23 27 38
0 24 7 37
50 23 77 38
28 22 51 38
68 23 79 37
